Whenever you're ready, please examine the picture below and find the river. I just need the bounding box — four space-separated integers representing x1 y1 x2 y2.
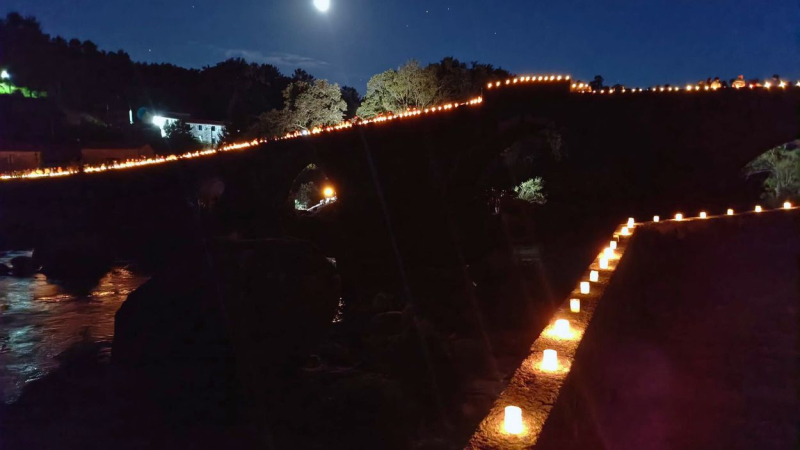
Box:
0 251 148 404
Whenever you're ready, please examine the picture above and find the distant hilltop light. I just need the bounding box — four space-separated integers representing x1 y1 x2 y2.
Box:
0 70 9 80
313 0 330 12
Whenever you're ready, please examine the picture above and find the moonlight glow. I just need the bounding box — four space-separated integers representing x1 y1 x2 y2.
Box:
313 0 330 12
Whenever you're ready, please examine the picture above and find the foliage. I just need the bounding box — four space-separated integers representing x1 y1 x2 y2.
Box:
340 86 362 119
0 80 46 98
745 143 800 202
163 119 203 154
248 79 346 137
294 181 320 210
428 57 511 102
357 60 440 118
589 75 604 91
513 177 547 205
0 13 291 131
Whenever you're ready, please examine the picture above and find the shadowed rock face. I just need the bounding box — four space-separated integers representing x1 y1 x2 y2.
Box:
112 238 341 421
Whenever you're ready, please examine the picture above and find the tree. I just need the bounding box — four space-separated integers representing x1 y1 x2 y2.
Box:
340 85 362 119
513 177 547 205
429 57 511 102
291 68 315 83
162 119 203 154
294 181 320 210
248 79 346 137
745 143 800 202
589 75 604 91
357 60 439 118
283 79 346 132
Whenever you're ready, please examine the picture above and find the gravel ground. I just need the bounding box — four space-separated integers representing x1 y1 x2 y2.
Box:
535 210 800 450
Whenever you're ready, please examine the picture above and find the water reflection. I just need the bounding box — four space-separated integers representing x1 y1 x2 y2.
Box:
0 251 148 403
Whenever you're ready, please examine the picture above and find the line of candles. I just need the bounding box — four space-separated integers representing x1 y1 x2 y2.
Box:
494 222 631 441
0 96 485 182
498 201 797 440
659 202 792 222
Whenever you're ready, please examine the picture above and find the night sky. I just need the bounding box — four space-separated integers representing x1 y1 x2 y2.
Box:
4 0 798 92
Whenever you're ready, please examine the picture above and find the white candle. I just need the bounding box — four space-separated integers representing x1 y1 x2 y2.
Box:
553 319 570 339
504 406 524 435
599 257 608 269
570 298 580 313
590 270 599 282
580 281 590 294
541 349 558 371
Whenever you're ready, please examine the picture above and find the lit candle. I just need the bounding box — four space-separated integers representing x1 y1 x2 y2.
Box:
699 211 707 219
784 201 792 209
604 247 614 258
553 319 571 338
504 406 524 434
653 215 660 222
570 299 580 313
599 256 608 269
590 270 599 282
755 205 762 213
675 213 683 221
580 281 590 294
727 208 734 215
621 226 630 235
627 217 634 227
610 241 618 250
541 349 558 371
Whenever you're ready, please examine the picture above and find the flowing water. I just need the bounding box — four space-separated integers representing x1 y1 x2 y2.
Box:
0 251 148 404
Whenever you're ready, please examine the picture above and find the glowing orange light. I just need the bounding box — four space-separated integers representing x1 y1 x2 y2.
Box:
784 201 792 209
699 211 707 219
727 208 734 215
675 213 683 221
599 256 609 269
610 241 617 250
604 247 614 258
323 187 335 198
580 281 590 294
504 406 524 434
590 270 599 282
620 226 630 235
570 299 580 313
627 217 634 227
653 215 660 222
755 205 762 213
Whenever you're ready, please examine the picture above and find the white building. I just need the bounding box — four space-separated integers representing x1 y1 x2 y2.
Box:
151 114 226 146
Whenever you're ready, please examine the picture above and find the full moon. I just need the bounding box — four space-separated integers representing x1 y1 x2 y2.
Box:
313 0 330 12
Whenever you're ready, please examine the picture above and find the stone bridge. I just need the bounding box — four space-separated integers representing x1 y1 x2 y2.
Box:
0 82 797 312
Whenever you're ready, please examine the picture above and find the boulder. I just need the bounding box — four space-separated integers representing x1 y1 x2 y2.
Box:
112 238 341 421
10 256 38 277
33 236 114 282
